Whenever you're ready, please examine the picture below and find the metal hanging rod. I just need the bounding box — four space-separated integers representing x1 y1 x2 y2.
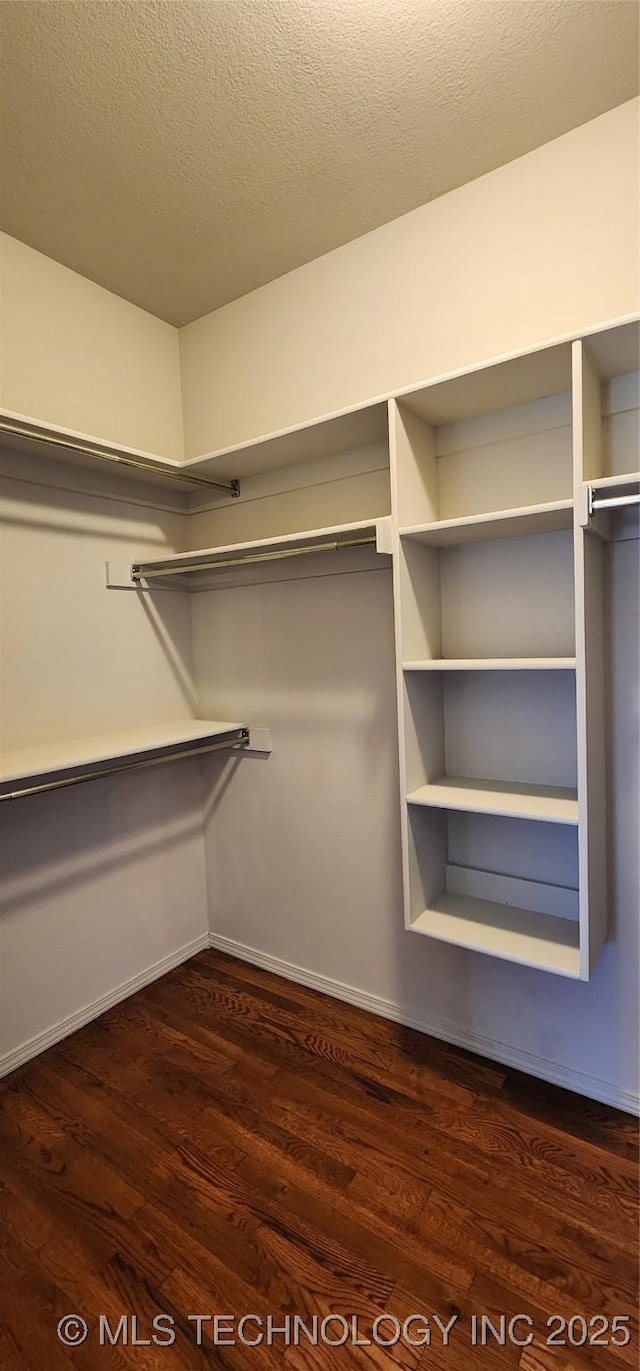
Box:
0 727 250 803
0 418 241 497
588 482 640 516
132 535 377 581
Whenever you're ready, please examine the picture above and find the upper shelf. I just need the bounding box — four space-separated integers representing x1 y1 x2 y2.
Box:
131 518 394 584
0 412 238 496
0 719 248 800
401 499 574 547
407 777 578 825
396 321 638 430
182 403 389 482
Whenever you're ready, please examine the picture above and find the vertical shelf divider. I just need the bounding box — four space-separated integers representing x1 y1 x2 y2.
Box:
573 340 608 977
389 397 413 929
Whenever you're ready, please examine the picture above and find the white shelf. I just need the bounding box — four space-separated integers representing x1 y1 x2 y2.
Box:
587 471 640 491
132 518 393 581
402 657 577 672
400 500 573 547
410 893 581 978
398 342 573 427
182 403 389 481
0 720 246 794
407 777 578 825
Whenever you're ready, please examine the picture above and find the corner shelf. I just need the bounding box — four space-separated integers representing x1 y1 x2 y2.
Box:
400 498 573 547
406 777 578 825
0 720 249 801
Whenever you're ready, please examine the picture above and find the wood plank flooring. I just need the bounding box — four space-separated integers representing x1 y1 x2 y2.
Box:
0 949 637 1369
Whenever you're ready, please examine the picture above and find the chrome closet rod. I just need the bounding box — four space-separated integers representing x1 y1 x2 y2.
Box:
0 418 241 497
588 486 640 515
133 535 377 580
0 728 250 802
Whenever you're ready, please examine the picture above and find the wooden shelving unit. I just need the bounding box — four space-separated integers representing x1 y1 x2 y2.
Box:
390 319 639 979
402 657 577 671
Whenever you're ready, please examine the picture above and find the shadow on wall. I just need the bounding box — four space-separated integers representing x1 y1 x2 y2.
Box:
0 761 204 916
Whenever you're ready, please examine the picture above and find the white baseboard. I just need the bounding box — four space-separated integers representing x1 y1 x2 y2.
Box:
207 932 640 1117
0 931 210 1079
2 926 637 1116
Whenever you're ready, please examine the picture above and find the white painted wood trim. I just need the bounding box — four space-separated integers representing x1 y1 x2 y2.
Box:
0 932 210 1079
573 341 609 979
388 399 415 930
206 932 639 1116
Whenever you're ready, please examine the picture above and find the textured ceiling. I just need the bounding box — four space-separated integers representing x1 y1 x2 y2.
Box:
1 1 638 326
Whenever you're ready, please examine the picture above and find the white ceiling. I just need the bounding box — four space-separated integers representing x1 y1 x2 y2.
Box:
1 1 638 327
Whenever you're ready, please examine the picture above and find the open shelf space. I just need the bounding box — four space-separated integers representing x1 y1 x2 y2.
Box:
0 719 248 799
132 517 393 583
403 657 577 670
410 894 581 978
405 804 581 977
406 777 578 824
402 668 577 796
400 499 573 546
587 471 640 492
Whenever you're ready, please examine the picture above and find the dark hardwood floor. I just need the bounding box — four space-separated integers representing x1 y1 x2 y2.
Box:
0 949 638 1369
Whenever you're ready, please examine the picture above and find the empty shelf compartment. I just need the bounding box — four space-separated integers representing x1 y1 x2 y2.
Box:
410 893 580 978
0 719 248 798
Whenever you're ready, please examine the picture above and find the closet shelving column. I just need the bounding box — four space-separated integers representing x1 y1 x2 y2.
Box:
389 341 592 978
572 320 639 972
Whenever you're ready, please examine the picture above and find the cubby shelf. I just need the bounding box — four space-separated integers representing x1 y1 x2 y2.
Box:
400 499 574 546
411 894 581 978
406 777 578 824
402 657 577 671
